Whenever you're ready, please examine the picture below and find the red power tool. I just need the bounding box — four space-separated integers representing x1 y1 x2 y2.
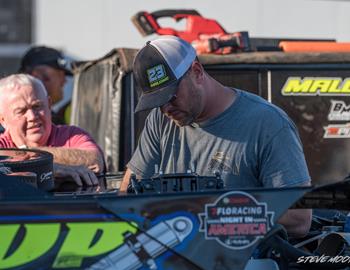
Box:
131 9 251 55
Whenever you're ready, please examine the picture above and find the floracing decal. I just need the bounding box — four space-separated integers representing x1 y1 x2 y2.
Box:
323 123 350 138
281 77 350 96
198 191 274 250
0 212 196 269
328 100 350 121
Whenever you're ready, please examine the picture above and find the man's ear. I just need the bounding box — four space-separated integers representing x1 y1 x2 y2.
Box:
191 61 204 83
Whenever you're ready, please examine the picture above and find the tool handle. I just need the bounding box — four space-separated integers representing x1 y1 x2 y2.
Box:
151 9 201 20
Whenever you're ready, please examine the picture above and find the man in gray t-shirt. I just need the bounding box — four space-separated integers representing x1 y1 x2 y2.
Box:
120 36 311 237
128 89 309 190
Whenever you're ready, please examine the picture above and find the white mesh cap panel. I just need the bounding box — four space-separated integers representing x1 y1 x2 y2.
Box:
150 35 196 79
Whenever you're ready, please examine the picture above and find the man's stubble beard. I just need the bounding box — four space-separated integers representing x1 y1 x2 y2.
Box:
173 86 202 127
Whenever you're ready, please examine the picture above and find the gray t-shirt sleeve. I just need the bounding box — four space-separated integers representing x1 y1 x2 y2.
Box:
128 109 161 178
259 125 311 188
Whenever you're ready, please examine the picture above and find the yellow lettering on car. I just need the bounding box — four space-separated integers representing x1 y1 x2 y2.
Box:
328 79 343 93
310 79 334 93
341 79 350 93
0 224 60 269
281 77 350 96
0 221 138 269
281 77 313 94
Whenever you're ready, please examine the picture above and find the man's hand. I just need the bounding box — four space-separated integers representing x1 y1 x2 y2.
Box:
53 163 99 186
119 168 132 193
278 208 312 238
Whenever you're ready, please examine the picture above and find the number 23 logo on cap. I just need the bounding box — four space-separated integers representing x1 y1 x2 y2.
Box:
147 64 169 88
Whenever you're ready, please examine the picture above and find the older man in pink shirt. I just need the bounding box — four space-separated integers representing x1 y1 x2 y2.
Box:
0 74 104 186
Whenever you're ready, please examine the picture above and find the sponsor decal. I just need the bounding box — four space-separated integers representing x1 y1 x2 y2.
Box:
89 213 195 270
323 123 350 138
0 213 195 269
0 222 137 269
199 191 274 250
281 77 350 96
147 64 169 88
328 100 350 121
40 171 53 183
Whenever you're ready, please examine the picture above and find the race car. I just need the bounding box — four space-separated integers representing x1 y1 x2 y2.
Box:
1 148 350 270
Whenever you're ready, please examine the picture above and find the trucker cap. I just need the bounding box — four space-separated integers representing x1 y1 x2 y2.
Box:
19 46 73 76
133 36 196 112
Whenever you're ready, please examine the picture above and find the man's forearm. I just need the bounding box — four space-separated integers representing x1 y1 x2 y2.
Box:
120 168 132 193
278 209 312 238
36 147 104 173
